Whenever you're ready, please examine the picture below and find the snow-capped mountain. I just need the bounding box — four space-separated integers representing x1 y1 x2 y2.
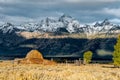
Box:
79 19 120 37
0 14 81 34
0 14 120 38
38 17 64 32
0 22 21 34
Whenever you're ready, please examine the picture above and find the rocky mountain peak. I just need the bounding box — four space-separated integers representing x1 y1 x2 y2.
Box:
94 22 101 27
101 19 111 26
61 14 72 18
59 14 73 23
0 22 15 33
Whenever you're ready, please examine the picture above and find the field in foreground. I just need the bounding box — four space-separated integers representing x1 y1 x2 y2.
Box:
0 61 120 80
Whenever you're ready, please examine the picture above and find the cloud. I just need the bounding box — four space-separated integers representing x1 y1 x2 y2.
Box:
0 0 119 5
110 18 120 24
65 0 120 3
0 14 36 24
0 11 64 24
0 0 59 5
103 8 120 17
0 6 3 10
97 49 112 56
0 21 4 25
0 0 120 24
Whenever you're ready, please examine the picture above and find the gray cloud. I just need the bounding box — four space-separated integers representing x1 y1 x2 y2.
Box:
102 8 120 17
0 0 120 24
110 18 120 24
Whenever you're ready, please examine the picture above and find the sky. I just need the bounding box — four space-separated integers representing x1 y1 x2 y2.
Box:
0 0 120 24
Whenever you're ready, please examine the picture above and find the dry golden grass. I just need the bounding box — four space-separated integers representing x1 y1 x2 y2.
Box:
0 61 120 80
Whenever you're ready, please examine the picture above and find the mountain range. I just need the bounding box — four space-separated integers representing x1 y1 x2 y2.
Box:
0 14 120 38
0 14 119 60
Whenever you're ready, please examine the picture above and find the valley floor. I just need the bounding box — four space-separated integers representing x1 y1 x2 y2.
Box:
0 61 120 80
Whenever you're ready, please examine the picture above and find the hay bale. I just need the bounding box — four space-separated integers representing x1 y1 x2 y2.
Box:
26 50 43 59
18 50 56 65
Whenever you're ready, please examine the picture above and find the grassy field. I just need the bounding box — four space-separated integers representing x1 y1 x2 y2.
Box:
0 61 120 80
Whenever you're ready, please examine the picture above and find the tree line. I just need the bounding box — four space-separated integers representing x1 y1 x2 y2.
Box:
83 35 120 67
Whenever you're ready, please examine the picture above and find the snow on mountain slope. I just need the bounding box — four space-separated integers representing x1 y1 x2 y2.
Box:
38 17 64 32
20 22 39 32
0 15 120 38
80 19 120 37
0 22 21 34
18 14 81 33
